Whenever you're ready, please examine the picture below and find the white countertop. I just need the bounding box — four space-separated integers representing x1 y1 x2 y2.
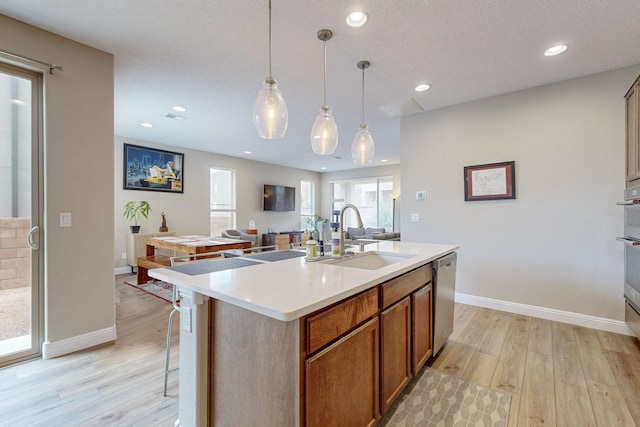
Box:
149 240 458 321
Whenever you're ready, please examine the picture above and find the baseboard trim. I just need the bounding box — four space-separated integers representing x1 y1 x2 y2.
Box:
42 325 116 359
115 266 133 275
455 293 634 336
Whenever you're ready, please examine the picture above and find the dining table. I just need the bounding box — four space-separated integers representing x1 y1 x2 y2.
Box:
145 235 252 256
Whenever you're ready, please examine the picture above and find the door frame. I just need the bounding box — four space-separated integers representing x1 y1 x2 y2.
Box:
0 61 44 367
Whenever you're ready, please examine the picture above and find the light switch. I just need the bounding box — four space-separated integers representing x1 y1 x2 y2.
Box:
59 212 72 227
411 213 420 223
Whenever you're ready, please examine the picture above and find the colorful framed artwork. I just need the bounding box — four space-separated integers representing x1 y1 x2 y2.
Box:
123 143 184 193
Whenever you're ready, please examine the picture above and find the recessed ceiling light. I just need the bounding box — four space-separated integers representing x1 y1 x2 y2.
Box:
9 98 27 106
415 84 431 92
381 159 388 163
173 105 186 112
141 122 153 128
346 11 368 27
544 44 567 56
244 150 251 154
320 167 326 170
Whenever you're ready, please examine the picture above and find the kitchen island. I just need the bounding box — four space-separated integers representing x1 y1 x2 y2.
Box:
149 240 457 427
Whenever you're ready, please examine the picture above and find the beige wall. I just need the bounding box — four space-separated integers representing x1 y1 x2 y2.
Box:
0 15 115 350
114 136 321 269
401 64 640 322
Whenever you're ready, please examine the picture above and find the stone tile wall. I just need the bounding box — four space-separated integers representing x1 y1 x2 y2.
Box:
0 218 31 290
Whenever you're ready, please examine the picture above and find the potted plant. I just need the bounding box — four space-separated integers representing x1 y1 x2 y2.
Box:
123 200 151 233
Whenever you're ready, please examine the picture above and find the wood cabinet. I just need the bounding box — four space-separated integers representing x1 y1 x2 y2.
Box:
306 318 379 427
412 283 433 372
301 262 433 424
626 74 640 187
379 264 433 415
380 297 412 414
306 288 378 354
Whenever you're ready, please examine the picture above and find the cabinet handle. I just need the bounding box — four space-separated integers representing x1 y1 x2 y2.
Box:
617 200 640 205
617 237 640 246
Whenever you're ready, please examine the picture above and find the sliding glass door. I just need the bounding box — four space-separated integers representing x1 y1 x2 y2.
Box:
0 62 43 367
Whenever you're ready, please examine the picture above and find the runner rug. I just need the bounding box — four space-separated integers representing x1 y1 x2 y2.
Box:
380 367 511 426
123 279 173 304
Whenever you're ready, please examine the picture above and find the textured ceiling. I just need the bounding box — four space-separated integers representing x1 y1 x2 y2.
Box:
1 0 640 171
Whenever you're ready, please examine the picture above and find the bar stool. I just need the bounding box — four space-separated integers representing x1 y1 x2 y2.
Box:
163 250 226 396
163 284 180 396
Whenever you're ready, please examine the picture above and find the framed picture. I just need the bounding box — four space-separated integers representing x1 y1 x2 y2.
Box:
464 161 515 201
123 143 184 193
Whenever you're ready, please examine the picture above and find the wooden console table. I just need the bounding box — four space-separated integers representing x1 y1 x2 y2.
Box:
261 232 310 250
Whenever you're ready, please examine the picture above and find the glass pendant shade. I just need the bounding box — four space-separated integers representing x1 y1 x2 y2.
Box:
253 77 288 139
351 123 375 164
352 60 374 165
310 106 338 155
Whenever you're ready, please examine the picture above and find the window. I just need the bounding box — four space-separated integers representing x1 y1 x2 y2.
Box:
330 177 393 230
210 167 236 236
300 179 315 229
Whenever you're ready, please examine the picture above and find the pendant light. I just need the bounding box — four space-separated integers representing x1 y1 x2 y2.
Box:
351 60 375 164
253 0 288 139
310 29 338 155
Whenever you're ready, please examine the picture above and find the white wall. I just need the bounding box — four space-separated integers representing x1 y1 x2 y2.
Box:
114 136 321 269
0 15 115 353
401 64 640 322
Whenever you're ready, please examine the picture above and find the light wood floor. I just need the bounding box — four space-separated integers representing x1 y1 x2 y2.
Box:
0 274 179 427
1 276 639 426
429 303 640 426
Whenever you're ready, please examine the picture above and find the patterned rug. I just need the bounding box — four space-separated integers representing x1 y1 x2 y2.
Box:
123 279 173 303
380 367 511 427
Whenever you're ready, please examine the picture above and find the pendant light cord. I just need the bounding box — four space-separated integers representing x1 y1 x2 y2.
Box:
323 41 327 107
268 0 272 78
361 66 365 125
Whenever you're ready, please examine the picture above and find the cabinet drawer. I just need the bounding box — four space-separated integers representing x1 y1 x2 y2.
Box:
306 287 379 354
381 264 432 308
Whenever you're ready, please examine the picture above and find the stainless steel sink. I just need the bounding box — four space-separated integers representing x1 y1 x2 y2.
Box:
320 251 415 270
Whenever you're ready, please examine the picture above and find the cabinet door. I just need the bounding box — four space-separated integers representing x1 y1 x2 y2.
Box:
306 317 379 427
380 296 412 415
412 284 433 373
626 85 638 183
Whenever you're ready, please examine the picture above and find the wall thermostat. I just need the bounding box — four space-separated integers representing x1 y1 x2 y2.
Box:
416 191 426 200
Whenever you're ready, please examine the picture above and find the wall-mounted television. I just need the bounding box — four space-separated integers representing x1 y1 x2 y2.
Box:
263 184 295 212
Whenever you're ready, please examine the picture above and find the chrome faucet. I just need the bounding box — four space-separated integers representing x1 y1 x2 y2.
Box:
339 204 364 256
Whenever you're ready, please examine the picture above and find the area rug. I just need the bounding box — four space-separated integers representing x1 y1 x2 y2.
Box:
380 367 511 427
123 279 173 304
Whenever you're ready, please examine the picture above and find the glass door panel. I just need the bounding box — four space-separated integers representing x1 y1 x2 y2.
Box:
0 63 42 366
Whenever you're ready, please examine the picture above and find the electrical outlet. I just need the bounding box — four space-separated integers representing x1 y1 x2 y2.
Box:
411 213 420 223
182 306 192 332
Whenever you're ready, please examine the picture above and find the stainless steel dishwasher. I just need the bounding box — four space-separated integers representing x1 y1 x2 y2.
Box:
433 252 457 355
